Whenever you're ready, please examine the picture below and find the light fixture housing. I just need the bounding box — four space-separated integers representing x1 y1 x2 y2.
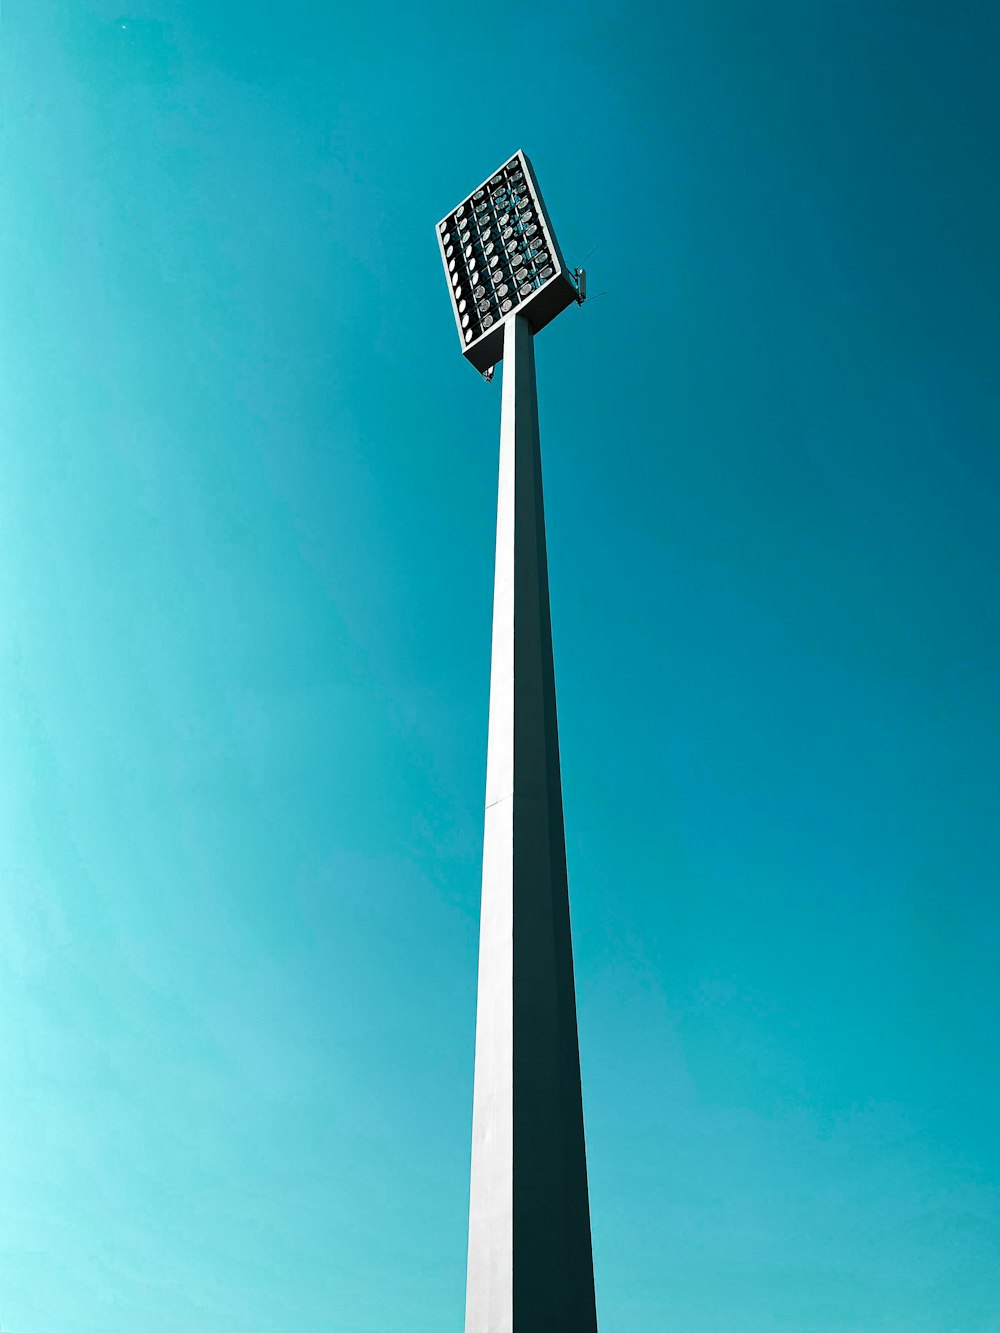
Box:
436 150 578 373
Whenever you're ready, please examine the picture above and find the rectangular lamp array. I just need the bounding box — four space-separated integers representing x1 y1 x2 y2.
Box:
437 151 579 373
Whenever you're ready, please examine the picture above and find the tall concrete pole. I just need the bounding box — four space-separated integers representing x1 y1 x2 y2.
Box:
465 313 598 1333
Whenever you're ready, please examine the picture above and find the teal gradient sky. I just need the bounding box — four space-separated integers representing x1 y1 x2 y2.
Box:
3 3 999 1330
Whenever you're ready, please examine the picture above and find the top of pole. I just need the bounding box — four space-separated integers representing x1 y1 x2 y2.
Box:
435 151 582 374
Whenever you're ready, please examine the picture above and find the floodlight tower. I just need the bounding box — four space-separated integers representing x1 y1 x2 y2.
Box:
436 153 596 1333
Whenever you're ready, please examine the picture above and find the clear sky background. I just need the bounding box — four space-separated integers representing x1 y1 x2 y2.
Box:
2 2 999 1330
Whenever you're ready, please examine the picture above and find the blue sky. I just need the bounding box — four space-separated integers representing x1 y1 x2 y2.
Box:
2 2 999 1330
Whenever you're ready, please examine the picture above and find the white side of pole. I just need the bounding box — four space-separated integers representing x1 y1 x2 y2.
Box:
465 315 524 1333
